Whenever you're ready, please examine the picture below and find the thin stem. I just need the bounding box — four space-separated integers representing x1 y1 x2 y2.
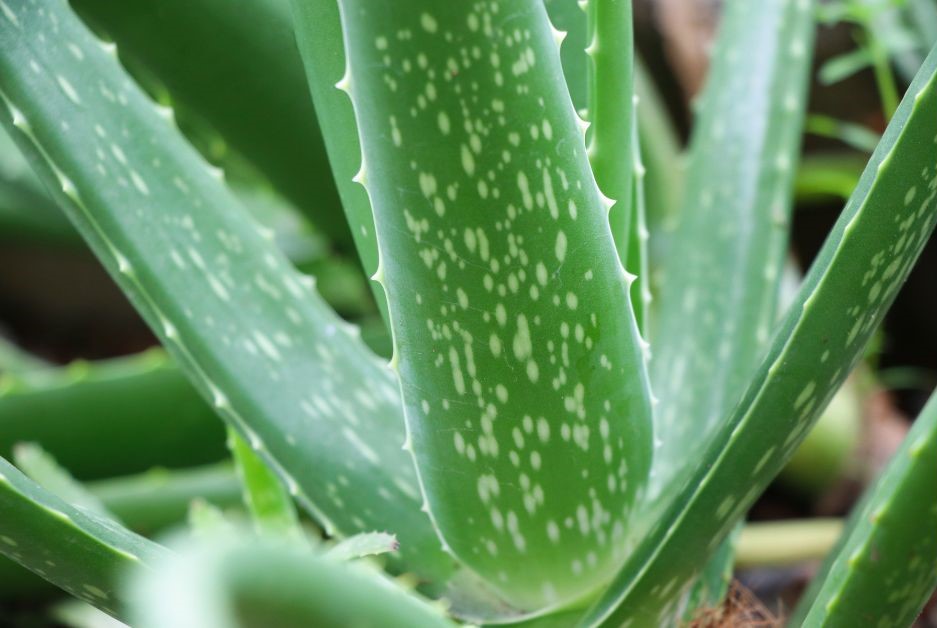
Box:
735 518 843 568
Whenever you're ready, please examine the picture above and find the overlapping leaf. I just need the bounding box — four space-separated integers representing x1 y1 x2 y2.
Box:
335 0 653 609
791 392 937 626
128 537 453 628
650 0 817 489
583 44 937 628
0 0 451 585
0 456 166 621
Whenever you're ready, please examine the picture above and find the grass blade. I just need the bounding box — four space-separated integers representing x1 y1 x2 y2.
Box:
335 0 653 608
583 44 937 628
0 0 451 585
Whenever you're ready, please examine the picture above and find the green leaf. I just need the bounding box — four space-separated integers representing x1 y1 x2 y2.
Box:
819 48 875 85
325 531 400 561
650 0 816 488
681 528 738 623
791 393 937 626
585 0 635 265
287 0 388 326
228 429 303 541
334 0 653 609
90 463 240 534
13 442 118 523
0 0 451 586
0 349 226 480
582 45 937 627
805 114 881 153
632 59 683 236
127 536 453 628
70 0 352 249
0 461 240 599
0 456 166 621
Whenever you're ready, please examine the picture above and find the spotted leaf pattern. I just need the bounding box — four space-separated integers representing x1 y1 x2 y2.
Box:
584 43 937 628
0 456 167 621
0 0 452 586
335 0 653 609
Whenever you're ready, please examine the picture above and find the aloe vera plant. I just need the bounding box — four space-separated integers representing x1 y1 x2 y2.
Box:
0 0 936 626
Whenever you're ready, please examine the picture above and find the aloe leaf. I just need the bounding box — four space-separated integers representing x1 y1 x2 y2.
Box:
583 0 649 332
69 0 352 249
13 442 118 522
286 0 388 326
0 456 166 620
228 429 303 541
0 350 226 480
650 0 816 488
0 0 452 585
54 599 130 628
680 527 738 623
325 531 399 561
334 0 652 608
791 393 937 627
90 463 240 534
585 0 635 264
582 46 937 627
0 461 239 599
128 536 453 628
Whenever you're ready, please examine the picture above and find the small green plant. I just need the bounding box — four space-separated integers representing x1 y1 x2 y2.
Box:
0 0 935 626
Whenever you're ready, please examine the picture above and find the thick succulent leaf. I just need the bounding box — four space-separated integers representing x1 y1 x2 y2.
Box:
585 0 635 265
0 0 452 585
335 0 653 608
791 393 937 626
650 0 816 488
128 537 453 628
90 463 239 534
0 461 239 599
228 429 303 541
0 456 166 621
69 0 352 249
0 350 226 480
287 0 388 325
325 531 399 561
544 0 588 112
13 442 118 522
582 45 937 628
680 528 738 623
583 0 649 331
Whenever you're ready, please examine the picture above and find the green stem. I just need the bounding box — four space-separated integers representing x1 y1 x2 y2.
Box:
735 519 844 568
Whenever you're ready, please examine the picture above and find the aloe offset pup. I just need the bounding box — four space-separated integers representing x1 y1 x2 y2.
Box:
0 0 935 626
